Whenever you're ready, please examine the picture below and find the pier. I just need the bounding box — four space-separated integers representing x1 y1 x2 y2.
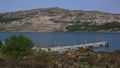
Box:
33 42 109 52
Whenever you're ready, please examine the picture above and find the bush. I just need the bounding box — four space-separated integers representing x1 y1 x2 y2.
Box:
0 41 2 47
1 34 34 58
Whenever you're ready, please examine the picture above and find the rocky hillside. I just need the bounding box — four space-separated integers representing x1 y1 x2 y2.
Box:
0 7 120 32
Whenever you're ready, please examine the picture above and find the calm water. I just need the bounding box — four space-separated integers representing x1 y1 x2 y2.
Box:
0 32 120 51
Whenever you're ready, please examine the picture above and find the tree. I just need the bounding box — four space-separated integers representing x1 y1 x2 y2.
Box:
0 40 2 47
1 34 34 58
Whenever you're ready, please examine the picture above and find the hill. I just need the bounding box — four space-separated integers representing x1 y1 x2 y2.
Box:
0 7 120 32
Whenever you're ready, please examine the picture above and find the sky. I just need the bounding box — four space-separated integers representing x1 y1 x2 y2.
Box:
0 0 120 14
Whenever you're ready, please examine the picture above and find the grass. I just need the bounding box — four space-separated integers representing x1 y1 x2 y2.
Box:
0 48 7 59
33 49 59 56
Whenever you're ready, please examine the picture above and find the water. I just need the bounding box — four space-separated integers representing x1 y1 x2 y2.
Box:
0 32 120 51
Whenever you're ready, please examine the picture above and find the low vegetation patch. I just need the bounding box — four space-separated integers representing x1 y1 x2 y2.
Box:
66 22 120 32
0 17 22 23
33 49 59 56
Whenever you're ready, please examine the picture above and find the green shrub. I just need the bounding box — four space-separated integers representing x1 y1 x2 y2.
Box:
1 34 34 58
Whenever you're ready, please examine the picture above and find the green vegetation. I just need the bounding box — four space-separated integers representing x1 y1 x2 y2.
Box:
0 17 21 23
66 22 120 32
0 27 5 31
0 35 59 59
34 49 59 56
49 19 65 23
0 41 2 47
0 34 34 58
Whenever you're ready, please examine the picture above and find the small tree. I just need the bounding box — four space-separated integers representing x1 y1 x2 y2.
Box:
1 34 34 58
0 41 2 46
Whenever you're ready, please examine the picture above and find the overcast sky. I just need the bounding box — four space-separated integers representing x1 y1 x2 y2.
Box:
0 0 120 14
